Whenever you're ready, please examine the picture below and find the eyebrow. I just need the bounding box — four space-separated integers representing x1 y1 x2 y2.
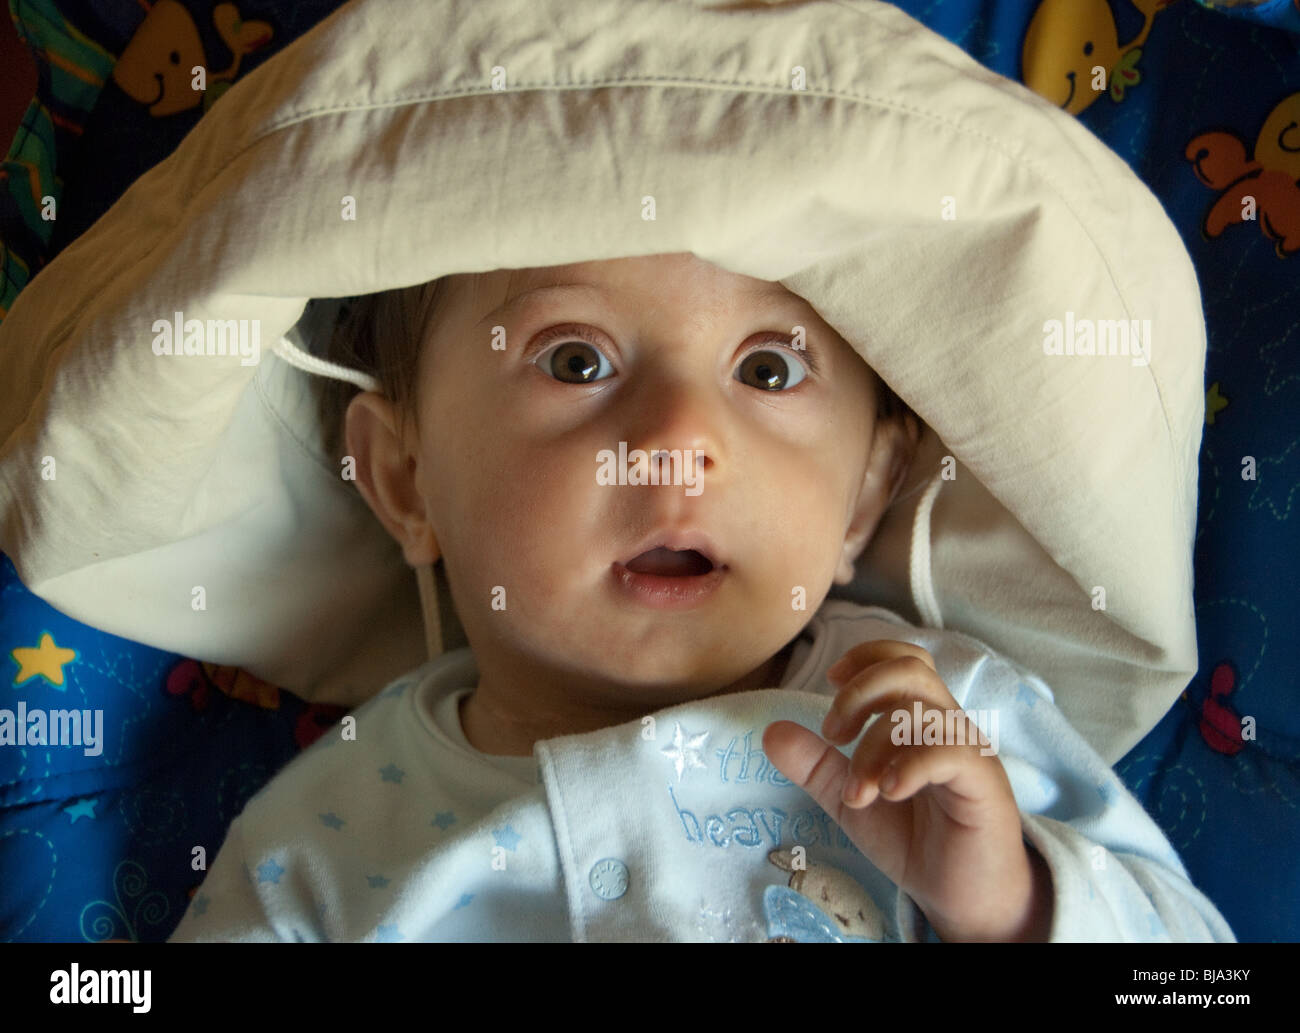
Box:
478 278 797 325
478 283 602 326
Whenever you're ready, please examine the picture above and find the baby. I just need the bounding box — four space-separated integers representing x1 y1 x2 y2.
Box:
168 251 1234 943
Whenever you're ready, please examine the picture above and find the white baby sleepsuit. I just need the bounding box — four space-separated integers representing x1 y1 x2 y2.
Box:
168 600 1236 943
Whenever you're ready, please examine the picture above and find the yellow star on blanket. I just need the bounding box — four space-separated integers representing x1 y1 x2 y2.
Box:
10 632 78 689
1206 382 1229 426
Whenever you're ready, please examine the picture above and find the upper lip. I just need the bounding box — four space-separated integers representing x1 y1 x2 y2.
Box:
618 529 726 570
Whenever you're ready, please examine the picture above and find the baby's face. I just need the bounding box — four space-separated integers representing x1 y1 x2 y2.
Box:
403 252 887 705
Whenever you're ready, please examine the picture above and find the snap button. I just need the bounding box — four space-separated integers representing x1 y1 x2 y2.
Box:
588 858 629 901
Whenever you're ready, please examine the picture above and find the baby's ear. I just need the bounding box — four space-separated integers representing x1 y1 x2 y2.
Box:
833 408 922 585
344 391 441 568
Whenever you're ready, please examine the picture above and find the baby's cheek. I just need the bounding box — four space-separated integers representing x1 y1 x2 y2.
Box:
741 528 832 623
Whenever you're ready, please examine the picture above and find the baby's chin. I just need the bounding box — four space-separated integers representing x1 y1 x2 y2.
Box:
565 636 791 702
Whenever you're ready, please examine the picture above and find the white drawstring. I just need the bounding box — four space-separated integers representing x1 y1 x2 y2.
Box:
271 334 381 393
416 564 444 660
272 332 451 653
909 467 946 630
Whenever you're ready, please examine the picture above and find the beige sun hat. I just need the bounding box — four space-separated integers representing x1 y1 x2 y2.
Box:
0 0 1203 764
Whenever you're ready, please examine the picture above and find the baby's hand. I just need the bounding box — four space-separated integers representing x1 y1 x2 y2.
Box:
762 639 1053 942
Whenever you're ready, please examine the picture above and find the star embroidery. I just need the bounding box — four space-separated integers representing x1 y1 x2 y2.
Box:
366 874 390 889
453 894 474 910
10 632 77 689
661 722 710 781
431 811 456 830
493 824 521 851
1016 682 1039 708
375 924 403 942
379 763 405 784
63 798 97 823
319 812 345 830
256 858 286 885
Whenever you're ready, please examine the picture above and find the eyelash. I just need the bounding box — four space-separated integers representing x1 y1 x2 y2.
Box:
528 325 822 378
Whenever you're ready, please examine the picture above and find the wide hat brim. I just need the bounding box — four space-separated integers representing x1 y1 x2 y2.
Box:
0 0 1203 764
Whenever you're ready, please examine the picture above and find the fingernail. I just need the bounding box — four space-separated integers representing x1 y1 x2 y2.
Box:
827 658 849 682
879 765 898 794
843 775 863 805
822 712 843 740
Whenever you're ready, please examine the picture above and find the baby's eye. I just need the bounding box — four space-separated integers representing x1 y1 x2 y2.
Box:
735 347 808 391
541 339 615 384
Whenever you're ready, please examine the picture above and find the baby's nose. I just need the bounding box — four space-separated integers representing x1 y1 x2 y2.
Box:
627 376 723 471
650 447 712 471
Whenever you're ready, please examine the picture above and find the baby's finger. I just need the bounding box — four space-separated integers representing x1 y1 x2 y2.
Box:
826 639 937 687
762 720 852 811
763 719 915 879
837 692 941 807
858 737 1002 826
823 655 959 744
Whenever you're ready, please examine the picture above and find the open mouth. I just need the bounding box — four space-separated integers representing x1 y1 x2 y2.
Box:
622 547 716 577
611 540 727 609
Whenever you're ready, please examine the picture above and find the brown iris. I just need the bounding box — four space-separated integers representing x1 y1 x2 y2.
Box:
738 350 791 390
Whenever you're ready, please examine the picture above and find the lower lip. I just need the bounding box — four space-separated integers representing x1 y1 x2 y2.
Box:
610 562 727 610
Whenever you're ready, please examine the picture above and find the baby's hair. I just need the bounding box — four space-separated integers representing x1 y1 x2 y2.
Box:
314 278 450 466
313 275 914 466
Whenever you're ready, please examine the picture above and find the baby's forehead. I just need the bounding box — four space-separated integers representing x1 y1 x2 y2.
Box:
458 256 812 327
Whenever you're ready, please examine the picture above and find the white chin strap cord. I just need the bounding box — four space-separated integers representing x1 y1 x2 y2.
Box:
272 330 449 657
271 333 382 393
909 468 946 630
